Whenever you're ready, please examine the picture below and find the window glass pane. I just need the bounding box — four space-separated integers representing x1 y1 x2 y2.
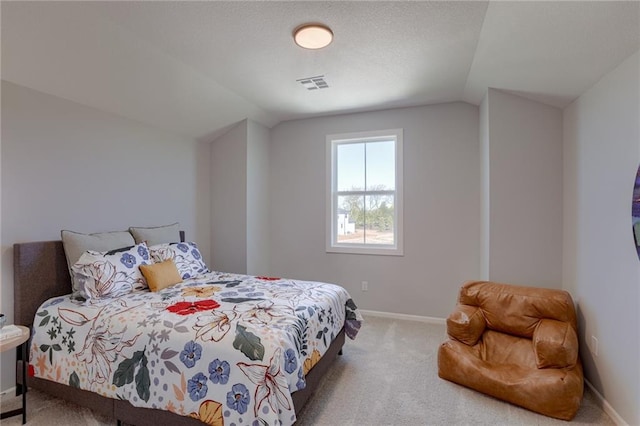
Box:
328 129 402 255
337 143 364 191
365 140 395 191
364 194 395 245
336 195 364 244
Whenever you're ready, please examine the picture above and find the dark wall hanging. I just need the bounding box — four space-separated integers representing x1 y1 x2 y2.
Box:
633 163 640 260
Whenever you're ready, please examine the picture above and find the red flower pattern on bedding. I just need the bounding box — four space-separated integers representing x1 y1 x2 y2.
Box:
29 271 363 426
256 276 280 281
167 300 220 315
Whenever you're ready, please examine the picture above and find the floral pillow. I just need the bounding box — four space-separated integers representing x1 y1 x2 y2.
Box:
149 242 209 280
71 242 151 301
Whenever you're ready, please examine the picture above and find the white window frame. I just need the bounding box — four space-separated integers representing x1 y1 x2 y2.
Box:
326 128 404 256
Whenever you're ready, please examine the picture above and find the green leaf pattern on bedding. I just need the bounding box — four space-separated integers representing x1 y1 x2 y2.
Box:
30 272 363 426
233 325 265 361
113 349 151 402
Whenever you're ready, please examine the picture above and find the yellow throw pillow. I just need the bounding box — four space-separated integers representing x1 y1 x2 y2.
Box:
139 259 183 292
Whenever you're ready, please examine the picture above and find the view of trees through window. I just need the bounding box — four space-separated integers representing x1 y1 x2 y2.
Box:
337 190 395 244
334 139 396 245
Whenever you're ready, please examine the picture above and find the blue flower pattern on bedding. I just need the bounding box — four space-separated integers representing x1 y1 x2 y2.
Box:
120 253 137 268
296 367 305 391
188 372 209 401
209 359 230 385
227 383 250 414
180 340 202 368
30 271 362 426
284 348 297 374
191 249 201 260
137 245 149 260
71 243 151 300
149 242 209 279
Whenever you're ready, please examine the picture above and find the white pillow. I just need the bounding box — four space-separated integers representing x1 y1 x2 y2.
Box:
71 242 151 301
61 230 136 294
149 242 209 280
129 223 180 246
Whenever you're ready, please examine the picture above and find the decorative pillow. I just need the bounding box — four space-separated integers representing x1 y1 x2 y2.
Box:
62 230 136 294
149 242 209 280
139 259 183 292
129 223 180 246
71 242 151 300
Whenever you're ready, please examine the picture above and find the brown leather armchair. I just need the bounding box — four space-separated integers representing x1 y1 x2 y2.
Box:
438 281 584 420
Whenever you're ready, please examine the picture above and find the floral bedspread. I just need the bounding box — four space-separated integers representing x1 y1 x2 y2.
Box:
29 272 362 425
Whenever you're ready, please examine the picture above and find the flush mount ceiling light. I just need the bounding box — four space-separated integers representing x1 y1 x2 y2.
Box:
293 24 333 49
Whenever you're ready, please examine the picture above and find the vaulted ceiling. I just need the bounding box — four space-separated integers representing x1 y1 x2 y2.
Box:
2 1 639 140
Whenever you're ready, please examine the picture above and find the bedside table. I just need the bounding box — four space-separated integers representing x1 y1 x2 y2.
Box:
0 325 30 424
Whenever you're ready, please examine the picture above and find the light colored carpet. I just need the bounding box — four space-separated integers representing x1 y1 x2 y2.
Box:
1 315 614 425
295 316 613 425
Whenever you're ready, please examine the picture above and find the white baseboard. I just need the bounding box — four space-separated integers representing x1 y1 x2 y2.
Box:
0 386 17 401
359 309 446 325
360 312 627 424
584 379 628 426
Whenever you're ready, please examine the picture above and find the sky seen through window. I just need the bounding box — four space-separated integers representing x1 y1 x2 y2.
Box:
336 140 395 191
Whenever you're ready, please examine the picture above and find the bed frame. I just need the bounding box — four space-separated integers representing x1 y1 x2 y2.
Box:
13 238 345 425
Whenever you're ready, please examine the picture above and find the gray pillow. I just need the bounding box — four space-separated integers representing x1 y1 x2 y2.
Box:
61 230 136 293
129 223 180 246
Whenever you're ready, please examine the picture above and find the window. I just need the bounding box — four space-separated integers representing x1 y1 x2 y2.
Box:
326 129 403 255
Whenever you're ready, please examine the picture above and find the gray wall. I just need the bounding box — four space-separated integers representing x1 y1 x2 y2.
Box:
563 51 640 425
210 120 247 274
0 80 211 391
269 103 481 318
479 94 490 280
246 120 271 276
482 89 564 287
209 119 271 275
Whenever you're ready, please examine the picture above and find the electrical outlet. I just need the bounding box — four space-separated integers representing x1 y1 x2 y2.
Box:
361 281 368 291
591 335 599 357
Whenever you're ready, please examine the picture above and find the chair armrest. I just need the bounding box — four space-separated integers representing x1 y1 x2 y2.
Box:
446 305 486 346
533 319 578 368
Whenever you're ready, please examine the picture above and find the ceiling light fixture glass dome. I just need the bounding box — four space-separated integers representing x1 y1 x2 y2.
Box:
293 24 333 49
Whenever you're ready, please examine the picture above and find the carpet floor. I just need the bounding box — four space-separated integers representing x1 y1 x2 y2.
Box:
1 315 614 425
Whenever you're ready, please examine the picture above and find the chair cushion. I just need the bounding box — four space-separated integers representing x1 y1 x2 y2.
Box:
438 339 583 421
459 281 577 338
480 330 538 369
533 319 579 368
446 305 486 346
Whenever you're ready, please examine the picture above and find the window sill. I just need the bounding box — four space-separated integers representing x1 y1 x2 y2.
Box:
326 245 404 256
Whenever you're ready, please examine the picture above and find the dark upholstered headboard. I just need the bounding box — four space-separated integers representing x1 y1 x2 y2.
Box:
13 231 186 327
14 241 71 328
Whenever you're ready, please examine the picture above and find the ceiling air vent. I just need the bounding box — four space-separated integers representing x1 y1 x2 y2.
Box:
297 75 329 90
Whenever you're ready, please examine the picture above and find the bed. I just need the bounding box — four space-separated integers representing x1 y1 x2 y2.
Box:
13 236 362 426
